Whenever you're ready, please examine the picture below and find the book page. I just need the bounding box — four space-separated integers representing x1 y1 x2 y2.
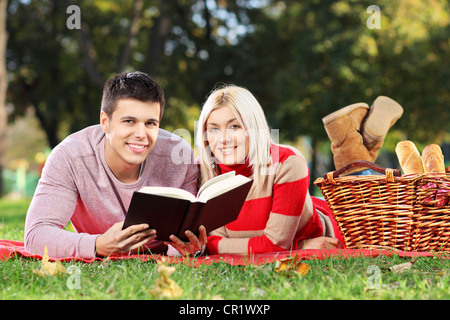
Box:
197 171 235 197
198 174 252 202
138 186 195 201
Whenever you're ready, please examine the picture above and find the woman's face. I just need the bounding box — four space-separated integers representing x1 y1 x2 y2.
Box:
205 105 250 166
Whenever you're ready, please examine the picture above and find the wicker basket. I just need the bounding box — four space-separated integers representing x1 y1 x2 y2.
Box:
314 161 450 252
412 173 450 252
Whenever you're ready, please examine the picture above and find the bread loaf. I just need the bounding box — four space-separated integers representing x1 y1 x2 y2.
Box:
395 141 424 174
422 144 445 173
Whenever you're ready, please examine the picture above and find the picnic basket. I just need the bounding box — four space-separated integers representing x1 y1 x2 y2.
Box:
314 161 450 252
411 172 450 252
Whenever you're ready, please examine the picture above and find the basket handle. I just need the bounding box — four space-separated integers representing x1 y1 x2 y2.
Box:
324 160 401 181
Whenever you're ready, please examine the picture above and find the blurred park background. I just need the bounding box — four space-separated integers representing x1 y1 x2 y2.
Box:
0 0 448 199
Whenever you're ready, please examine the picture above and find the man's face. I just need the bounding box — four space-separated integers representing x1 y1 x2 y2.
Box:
101 98 160 179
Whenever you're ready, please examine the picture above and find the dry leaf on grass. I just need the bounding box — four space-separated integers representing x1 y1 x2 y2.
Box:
275 254 311 276
153 257 183 298
32 246 66 277
389 262 413 274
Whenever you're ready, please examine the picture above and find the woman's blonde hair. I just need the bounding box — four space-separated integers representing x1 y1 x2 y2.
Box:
196 84 273 189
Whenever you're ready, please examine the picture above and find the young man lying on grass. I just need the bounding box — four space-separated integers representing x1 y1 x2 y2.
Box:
24 71 205 259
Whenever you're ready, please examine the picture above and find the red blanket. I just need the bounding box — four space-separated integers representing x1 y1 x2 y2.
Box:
0 239 441 265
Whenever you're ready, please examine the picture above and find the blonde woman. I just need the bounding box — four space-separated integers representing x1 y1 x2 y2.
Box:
194 85 345 255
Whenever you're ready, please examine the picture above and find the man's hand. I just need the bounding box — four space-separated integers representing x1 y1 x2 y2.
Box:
95 222 157 257
166 225 208 256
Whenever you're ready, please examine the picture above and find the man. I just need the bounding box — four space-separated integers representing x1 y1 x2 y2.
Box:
24 71 200 259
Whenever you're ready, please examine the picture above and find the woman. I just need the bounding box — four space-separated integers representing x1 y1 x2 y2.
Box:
191 84 344 255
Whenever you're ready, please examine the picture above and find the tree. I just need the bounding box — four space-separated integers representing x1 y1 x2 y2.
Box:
0 0 8 196
5 0 258 148
5 0 448 160
7 0 101 148
223 0 449 178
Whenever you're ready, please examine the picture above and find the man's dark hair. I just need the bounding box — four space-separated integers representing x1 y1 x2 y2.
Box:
101 71 165 120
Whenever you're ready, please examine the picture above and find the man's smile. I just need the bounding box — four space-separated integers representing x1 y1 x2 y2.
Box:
127 143 148 153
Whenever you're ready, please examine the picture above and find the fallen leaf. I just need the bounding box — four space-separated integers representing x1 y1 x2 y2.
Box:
296 262 311 276
32 246 66 277
275 254 311 276
435 269 446 276
275 254 300 272
389 262 412 274
153 257 183 298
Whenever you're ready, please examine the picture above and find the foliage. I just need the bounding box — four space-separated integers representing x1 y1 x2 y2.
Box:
1 0 449 193
2 108 48 172
5 0 448 149
5 0 258 147
7 0 101 147
227 0 449 144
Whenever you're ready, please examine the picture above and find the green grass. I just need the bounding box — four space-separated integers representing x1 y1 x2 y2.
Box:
0 198 30 240
1 198 450 300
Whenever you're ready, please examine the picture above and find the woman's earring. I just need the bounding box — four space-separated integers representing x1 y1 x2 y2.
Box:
210 152 216 169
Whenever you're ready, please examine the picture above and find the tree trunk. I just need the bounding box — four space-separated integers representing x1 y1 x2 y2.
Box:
144 0 171 76
0 0 8 197
117 0 144 73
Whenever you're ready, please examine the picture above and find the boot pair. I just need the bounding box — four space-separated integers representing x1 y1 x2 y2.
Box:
323 96 403 174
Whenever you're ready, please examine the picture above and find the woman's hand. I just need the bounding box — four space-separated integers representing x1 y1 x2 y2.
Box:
299 236 342 250
166 225 208 257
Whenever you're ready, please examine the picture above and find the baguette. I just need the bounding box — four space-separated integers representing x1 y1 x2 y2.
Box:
422 144 445 173
395 140 424 174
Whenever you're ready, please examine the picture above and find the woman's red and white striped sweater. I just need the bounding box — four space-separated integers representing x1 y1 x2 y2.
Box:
206 143 344 255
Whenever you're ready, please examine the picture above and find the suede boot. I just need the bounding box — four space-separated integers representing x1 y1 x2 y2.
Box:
362 96 403 160
322 103 373 174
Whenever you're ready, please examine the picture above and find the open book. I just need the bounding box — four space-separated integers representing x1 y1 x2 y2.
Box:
122 171 253 241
